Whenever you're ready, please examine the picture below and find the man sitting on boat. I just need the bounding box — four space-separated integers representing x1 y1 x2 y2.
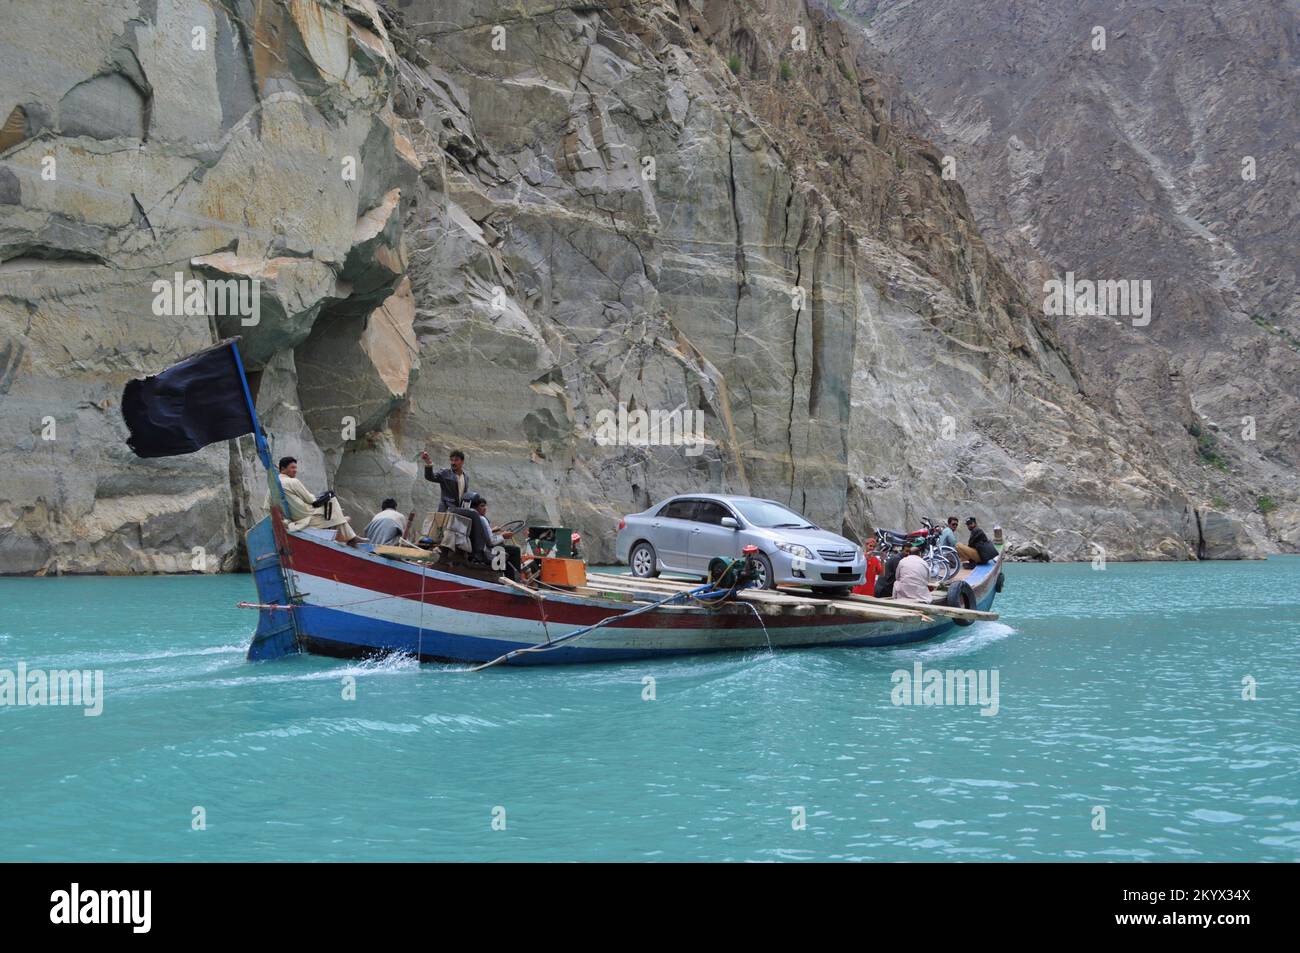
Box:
891 540 932 602
959 516 999 566
270 457 359 546
363 498 406 547
874 545 904 597
939 516 960 552
470 496 522 579
420 448 469 512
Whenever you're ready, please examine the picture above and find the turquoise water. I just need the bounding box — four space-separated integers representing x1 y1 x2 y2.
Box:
1 557 1297 861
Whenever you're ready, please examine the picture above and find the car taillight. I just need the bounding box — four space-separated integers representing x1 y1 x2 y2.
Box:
617 519 626 530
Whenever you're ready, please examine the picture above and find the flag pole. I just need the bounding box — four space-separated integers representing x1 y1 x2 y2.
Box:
227 339 292 522
228 339 271 469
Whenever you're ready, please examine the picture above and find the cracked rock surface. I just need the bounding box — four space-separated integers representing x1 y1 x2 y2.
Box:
0 0 1283 572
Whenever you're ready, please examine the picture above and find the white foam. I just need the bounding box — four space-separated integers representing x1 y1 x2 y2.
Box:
27 643 246 668
895 621 1016 662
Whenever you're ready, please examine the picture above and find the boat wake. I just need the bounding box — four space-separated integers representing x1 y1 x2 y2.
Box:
28 643 247 669
112 648 423 698
892 621 1016 662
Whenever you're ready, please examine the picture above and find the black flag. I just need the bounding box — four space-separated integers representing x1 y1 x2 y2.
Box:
121 339 259 458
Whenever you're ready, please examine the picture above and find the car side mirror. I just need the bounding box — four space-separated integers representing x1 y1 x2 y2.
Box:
720 516 738 529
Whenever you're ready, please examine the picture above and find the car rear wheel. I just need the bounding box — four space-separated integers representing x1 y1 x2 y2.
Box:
629 541 659 578
750 552 776 590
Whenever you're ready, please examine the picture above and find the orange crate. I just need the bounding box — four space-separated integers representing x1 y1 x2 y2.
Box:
539 556 586 587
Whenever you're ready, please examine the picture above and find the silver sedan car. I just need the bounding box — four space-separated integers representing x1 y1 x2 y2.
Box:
615 494 866 592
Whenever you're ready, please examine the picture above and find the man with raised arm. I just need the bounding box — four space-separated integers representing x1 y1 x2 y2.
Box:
420 448 469 512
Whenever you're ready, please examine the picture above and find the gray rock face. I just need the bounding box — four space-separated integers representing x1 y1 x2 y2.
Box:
0 0 1279 572
0 0 415 573
840 0 1296 555
1197 508 1264 561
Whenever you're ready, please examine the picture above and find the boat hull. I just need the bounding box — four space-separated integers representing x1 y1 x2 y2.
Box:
244 516 1002 665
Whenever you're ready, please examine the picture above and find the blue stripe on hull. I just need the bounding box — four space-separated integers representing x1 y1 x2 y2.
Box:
292 604 960 666
246 517 300 661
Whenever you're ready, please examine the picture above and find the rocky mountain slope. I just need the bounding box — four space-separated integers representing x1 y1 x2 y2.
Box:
839 0 1300 550
0 0 1285 572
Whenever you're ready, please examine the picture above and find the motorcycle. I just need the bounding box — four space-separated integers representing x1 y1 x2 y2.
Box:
874 518 960 583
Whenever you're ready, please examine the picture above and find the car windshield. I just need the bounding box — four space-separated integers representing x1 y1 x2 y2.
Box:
731 499 815 529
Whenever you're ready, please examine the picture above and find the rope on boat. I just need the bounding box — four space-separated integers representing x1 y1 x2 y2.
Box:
416 563 428 660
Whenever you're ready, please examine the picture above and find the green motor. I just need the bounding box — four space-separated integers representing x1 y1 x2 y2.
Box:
707 555 758 590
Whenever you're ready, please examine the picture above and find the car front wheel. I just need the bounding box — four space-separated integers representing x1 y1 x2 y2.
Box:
629 541 659 578
750 552 776 590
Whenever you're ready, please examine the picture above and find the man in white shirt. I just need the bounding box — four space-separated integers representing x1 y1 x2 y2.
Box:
891 542 932 602
364 498 406 546
268 456 359 545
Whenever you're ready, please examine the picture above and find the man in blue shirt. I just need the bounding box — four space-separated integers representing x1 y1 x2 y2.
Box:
938 515 959 551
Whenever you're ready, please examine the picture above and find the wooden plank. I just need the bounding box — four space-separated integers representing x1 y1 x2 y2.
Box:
827 599 932 622
587 571 696 590
586 572 942 623
501 575 650 605
588 572 931 621
582 573 667 591
725 586 928 621
738 589 931 622
775 581 996 620
840 592 998 621
374 544 438 561
586 572 697 594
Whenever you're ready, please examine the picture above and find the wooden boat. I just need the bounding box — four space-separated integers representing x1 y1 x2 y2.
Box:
243 509 1004 667
114 339 1001 668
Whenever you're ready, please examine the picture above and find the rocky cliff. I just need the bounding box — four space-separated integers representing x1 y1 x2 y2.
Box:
839 0 1299 554
0 0 1284 572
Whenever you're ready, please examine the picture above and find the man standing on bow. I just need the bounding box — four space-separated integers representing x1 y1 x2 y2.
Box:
420 448 469 512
